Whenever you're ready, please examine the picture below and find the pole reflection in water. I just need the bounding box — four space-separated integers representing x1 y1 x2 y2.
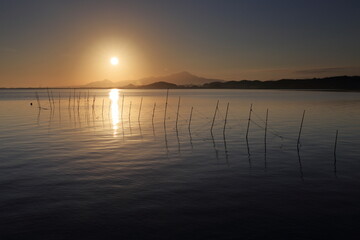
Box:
109 89 120 136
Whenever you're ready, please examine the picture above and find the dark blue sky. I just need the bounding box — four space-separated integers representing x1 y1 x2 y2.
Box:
1 0 359 87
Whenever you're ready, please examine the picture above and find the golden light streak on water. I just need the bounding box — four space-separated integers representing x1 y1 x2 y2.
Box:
109 89 120 135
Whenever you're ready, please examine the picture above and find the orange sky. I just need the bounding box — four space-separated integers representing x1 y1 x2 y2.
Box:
1 1 359 87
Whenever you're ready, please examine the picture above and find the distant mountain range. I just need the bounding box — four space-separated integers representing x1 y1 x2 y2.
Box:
82 72 360 90
83 71 221 88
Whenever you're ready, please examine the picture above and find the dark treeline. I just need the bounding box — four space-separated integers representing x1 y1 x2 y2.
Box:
203 76 360 90
131 76 360 90
3 76 359 90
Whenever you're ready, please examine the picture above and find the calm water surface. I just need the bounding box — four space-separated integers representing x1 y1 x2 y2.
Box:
0 89 359 239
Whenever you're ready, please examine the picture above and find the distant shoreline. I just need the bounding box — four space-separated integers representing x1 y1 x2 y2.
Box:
1 76 359 91
1 88 360 92
0 73 360 92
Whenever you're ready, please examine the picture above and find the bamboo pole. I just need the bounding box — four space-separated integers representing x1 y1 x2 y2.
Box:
92 95 96 111
47 88 52 109
129 101 132 123
77 92 81 112
73 89 76 109
58 92 61 121
210 100 219 133
297 110 306 146
102 99 105 117
121 94 125 119
152 102 156 123
68 91 71 109
223 102 230 135
35 92 41 109
164 89 169 126
265 109 268 144
51 90 55 106
176 96 181 129
334 130 338 155
246 104 252 139
129 102 133 135
138 97 143 122
188 106 193 131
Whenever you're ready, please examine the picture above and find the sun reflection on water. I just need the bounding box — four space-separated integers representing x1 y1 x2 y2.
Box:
109 89 120 135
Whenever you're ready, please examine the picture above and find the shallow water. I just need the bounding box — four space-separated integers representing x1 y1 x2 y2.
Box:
1 89 360 239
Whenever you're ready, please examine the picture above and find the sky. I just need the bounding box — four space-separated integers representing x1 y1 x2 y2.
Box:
0 0 360 87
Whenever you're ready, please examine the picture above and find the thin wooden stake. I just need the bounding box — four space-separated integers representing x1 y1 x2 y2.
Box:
164 89 169 126
51 90 55 106
138 97 143 122
58 92 61 121
121 94 125 119
47 88 52 109
265 109 269 143
68 91 71 109
223 102 230 135
246 104 252 139
188 106 193 131
129 101 132 123
92 95 96 111
334 130 338 155
176 96 181 129
73 89 76 109
77 92 81 111
152 102 156 123
297 110 306 146
35 92 41 109
210 100 219 133
102 99 105 117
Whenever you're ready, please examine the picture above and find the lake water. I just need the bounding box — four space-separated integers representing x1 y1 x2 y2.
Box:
1 89 359 239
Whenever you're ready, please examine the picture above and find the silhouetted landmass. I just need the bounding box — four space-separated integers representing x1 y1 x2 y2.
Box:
122 82 177 89
81 72 359 90
135 71 220 86
5 73 358 90
141 81 178 89
83 71 221 88
120 76 359 90
85 79 115 88
201 76 360 90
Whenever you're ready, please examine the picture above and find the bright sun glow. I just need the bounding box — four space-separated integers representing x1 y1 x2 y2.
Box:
110 57 119 65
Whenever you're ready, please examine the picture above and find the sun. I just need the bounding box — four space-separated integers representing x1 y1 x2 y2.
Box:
110 57 119 65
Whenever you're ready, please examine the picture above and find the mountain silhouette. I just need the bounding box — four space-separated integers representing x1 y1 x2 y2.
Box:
141 81 178 89
84 79 115 88
82 73 360 90
83 71 220 88
133 71 221 86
